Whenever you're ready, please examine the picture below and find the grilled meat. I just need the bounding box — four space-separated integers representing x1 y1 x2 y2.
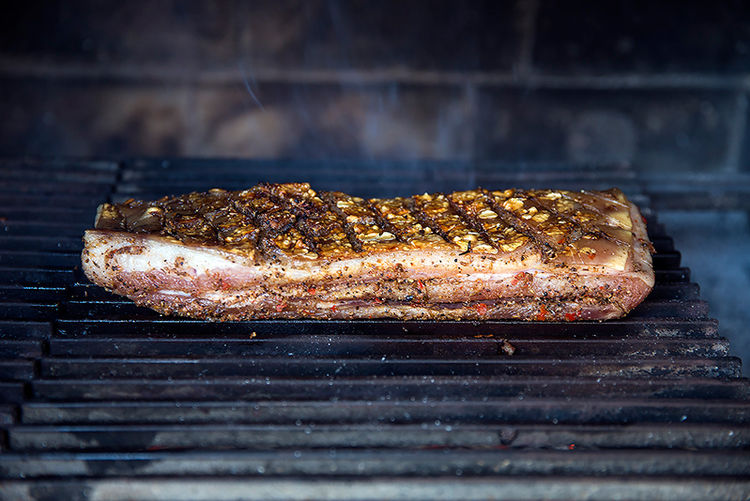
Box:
82 184 654 321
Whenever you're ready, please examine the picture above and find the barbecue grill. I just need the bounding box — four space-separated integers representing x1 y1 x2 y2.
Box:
0 158 748 500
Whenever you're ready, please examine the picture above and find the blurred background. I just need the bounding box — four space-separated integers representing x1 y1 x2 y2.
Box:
1 0 749 167
0 0 749 368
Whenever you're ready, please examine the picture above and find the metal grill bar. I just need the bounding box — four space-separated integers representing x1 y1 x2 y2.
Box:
0 159 748 500
28 378 750 402
3 477 750 501
21 397 750 423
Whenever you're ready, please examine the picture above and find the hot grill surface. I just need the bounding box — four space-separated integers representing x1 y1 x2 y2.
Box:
0 159 748 501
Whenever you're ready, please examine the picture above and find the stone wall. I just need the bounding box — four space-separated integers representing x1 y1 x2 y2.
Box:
1 0 749 172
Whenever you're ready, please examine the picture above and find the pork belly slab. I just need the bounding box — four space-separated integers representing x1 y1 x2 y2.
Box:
81 184 654 321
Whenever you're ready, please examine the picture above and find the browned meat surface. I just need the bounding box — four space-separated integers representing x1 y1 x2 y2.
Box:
81 184 654 321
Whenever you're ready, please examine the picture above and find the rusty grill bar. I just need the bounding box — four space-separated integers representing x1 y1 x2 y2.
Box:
0 159 748 500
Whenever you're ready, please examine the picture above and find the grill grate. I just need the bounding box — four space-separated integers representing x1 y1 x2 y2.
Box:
0 158 748 500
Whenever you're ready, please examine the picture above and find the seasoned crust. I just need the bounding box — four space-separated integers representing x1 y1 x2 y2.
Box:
93 185 640 267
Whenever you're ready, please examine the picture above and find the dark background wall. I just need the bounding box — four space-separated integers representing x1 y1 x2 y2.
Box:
1 0 749 174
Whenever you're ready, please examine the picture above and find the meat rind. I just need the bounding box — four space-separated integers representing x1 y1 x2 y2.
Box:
83 184 654 321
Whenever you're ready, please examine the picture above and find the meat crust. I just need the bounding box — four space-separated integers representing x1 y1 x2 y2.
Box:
81 184 654 321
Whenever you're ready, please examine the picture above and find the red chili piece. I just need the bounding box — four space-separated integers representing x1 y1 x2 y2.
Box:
535 304 548 321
